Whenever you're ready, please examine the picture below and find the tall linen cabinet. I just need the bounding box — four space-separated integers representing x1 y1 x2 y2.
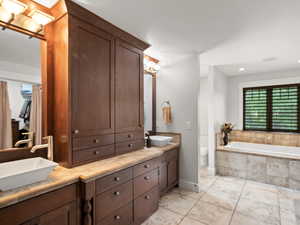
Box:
46 0 149 167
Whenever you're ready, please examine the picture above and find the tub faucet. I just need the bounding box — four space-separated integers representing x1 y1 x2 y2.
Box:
31 136 54 161
15 132 33 148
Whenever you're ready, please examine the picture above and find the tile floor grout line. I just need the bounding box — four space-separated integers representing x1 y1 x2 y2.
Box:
175 176 218 225
277 186 282 225
227 178 247 225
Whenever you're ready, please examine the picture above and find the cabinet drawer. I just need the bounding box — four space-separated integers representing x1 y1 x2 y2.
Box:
73 145 115 164
166 148 178 161
134 169 159 198
97 202 133 225
115 131 144 143
96 168 133 194
96 180 133 221
115 140 144 155
133 158 160 177
134 187 159 225
73 134 114 151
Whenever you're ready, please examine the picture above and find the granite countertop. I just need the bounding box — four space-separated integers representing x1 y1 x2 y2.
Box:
0 136 180 209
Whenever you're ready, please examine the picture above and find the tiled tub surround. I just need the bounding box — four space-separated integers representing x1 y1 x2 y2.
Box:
216 149 300 190
224 130 300 147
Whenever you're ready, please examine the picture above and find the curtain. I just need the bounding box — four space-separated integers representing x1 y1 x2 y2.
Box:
0 81 12 149
30 85 42 145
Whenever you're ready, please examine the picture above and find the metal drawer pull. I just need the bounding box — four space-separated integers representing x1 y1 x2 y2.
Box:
114 177 120 181
145 195 150 200
128 144 133 148
144 176 150 180
144 164 150 168
114 191 120 196
94 151 100 155
74 130 79 134
115 215 121 220
94 139 99 143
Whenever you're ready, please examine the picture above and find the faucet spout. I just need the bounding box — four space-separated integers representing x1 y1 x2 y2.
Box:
30 136 54 161
15 132 34 148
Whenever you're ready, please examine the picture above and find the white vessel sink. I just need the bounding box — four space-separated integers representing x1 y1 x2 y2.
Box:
0 157 58 191
150 136 173 147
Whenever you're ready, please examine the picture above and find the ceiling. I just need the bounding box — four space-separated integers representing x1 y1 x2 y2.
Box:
73 0 300 76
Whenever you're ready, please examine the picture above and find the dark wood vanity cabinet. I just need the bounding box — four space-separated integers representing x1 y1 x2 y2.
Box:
49 1 149 167
0 184 79 225
83 158 160 225
159 148 179 195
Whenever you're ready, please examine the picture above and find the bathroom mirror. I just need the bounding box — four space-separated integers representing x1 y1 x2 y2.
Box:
0 29 42 152
144 72 156 134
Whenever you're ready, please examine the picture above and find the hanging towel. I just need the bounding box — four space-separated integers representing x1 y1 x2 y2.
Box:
162 106 172 124
0 81 12 149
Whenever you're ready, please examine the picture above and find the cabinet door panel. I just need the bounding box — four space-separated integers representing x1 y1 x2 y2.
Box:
159 161 168 194
115 40 144 133
71 18 115 137
168 159 178 187
39 203 77 225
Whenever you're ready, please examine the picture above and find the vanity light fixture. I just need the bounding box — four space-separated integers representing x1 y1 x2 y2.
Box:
28 9 54 26
1 0 27 15
0 0 27 30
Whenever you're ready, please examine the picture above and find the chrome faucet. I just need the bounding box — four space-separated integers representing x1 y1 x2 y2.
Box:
31 136 54 161
15 132 33 148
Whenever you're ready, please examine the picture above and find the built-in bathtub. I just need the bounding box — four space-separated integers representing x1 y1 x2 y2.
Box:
224 142 300 160
217 142 300 190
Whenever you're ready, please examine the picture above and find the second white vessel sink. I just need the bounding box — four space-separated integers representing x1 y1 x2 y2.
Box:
150 136 173 147
0 157 58 191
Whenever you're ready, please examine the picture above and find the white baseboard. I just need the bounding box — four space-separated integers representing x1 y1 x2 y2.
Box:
179 179 201 192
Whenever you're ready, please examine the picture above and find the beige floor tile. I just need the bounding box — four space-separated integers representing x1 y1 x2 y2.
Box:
159 191 198 215
210 179 244 194
236 198 280 224
198 176 217 191
280 208 298 225
278 188 300 212
179 217 206 225
231 212 280 225
142 207 183 225
172 188 205 200
244 180 279 193
187 201 232 225
241 188 278 205
201 189 239 210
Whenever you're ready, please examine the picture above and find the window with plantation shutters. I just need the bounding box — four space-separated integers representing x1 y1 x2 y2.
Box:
244 88 267 130
243 84 300 132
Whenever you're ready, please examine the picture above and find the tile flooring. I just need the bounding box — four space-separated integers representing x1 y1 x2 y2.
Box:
142 176 300 225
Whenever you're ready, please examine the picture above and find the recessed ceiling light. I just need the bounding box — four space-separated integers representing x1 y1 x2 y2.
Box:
239 67 245 72
297 60 300 63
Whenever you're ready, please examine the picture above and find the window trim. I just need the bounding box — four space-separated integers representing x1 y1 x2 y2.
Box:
243 83 300 133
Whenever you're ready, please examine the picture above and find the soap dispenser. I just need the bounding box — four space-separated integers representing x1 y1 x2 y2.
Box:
145 132 152 148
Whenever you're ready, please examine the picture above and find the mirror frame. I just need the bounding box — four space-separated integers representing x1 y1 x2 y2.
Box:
0 0 57 162
144 72 157 134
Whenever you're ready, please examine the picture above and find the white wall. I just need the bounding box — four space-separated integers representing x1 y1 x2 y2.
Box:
207 67 228 175
227 68 300 129
156 54 200 190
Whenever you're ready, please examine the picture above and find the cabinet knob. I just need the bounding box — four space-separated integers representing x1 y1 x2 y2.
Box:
74 130 79 134
128 143 133 148
114 191 120 196
144 176 150 180
94 139 99 143
115 215 121 220
114 177 120 181
94 151 100 155
128 134 132 138
144 164 150 169
145 195 150 200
